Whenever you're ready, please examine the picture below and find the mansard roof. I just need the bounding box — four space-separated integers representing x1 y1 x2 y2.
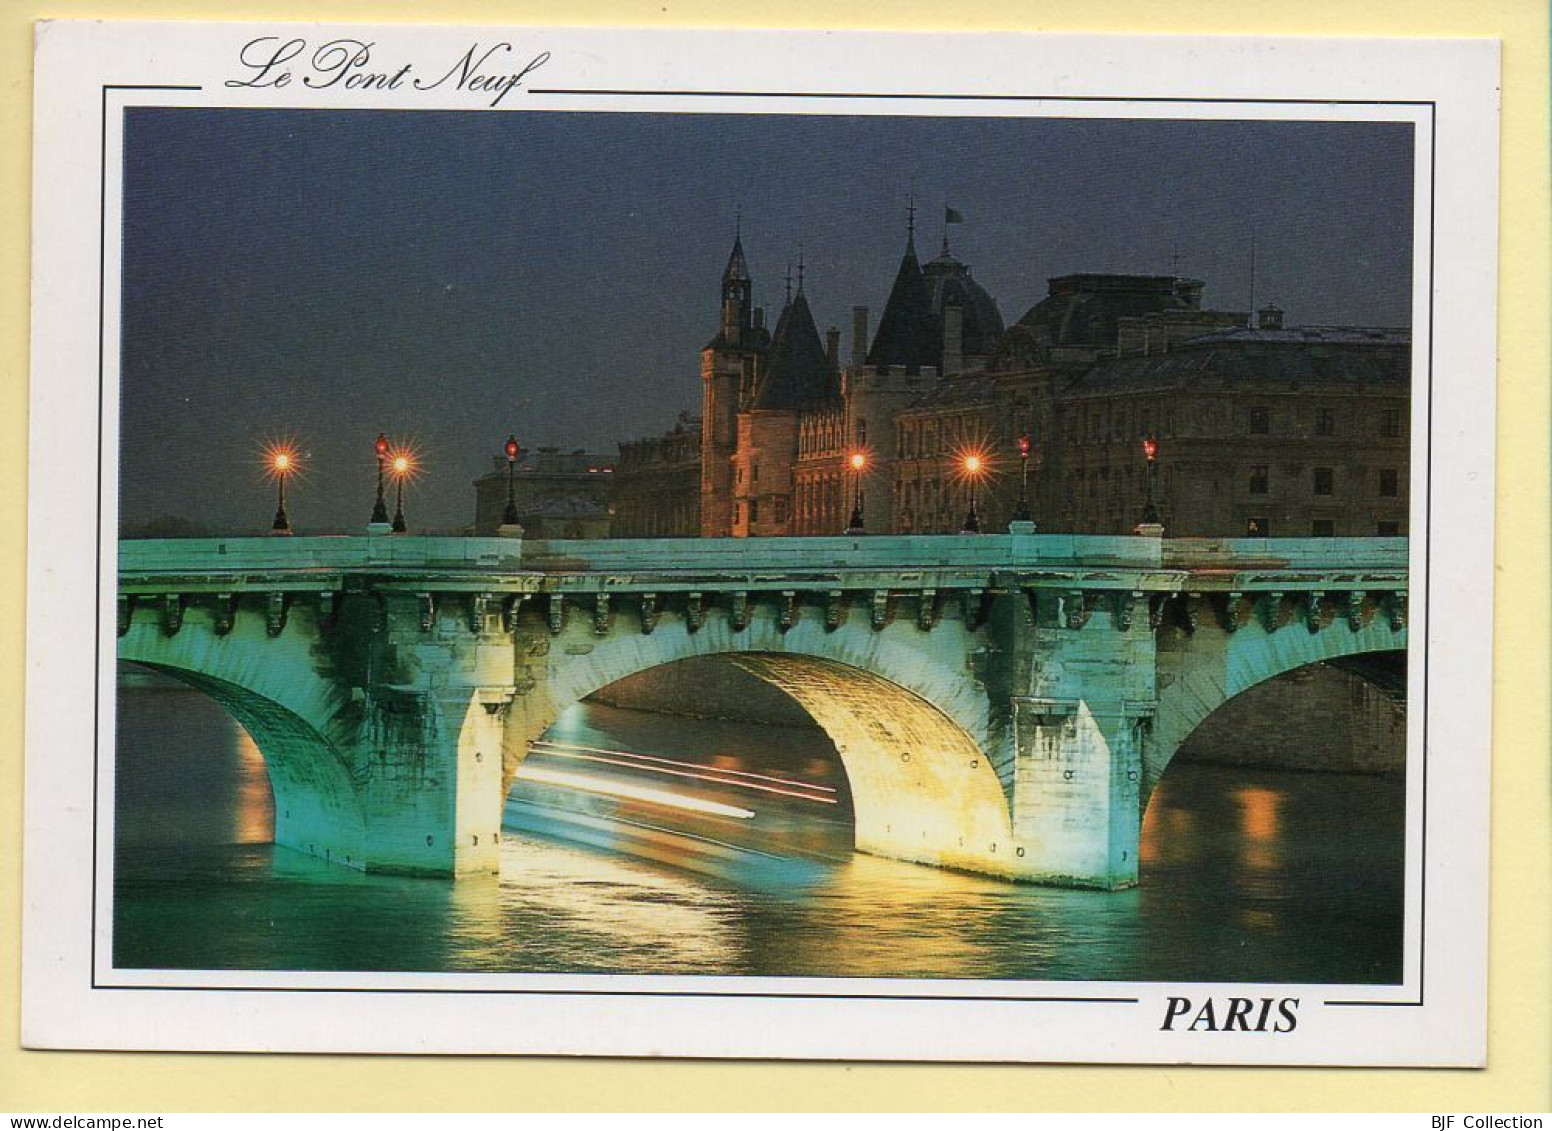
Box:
866 234 941 372
1066 327 1412 396
923 243 1004 359
752 290 838 410
1014 274 1203 351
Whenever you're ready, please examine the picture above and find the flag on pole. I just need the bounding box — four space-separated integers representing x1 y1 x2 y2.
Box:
945 205 966 224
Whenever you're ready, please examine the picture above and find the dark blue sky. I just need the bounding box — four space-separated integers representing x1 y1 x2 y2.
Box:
119 109 1414 533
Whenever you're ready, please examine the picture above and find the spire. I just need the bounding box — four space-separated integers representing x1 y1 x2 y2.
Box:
784 261 793 307
865 219 940 372
710 225 755 350
796 244 806 294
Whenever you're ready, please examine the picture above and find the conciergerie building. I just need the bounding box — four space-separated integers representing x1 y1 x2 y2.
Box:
481 208 1411 542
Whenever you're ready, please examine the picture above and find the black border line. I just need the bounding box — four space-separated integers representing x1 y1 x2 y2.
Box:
92 84 1434 1012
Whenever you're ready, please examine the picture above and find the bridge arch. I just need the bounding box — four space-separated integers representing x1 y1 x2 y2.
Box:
516 604 1018 875
118 608 369 868
1147 613 1407 803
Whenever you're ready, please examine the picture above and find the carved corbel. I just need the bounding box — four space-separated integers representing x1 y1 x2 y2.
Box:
686 592 705 634
824 590 845 632
1389 591 1407 631
960 588 987 630
1222 591 1245 634
1116 591 1139 632
778 591 797 633
1182 592 1202 634
1261 591 1285 633
502 594 525 634
117 595 133 637
318 590 338 629
870 590 890 631
161 594 184 637
730 591 749 632
267 591 290 637
918 588 939 631
547 593 566 636
593 593 612 636
1148 593 1170 631
1345 590 1366 631
1305 591 1326 634
1062 590 1090 630
211 593 236 636
638 593 659 635
468 593 492 635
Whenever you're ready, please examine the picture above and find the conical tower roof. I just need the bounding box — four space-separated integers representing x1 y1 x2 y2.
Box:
753 288 836 409
723 234 751 283
866 230 941 372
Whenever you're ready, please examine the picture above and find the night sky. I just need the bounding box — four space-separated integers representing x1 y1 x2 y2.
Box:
119 109 1414 535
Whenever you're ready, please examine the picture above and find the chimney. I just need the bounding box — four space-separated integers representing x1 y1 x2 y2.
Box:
851 306 870 366
1257 304 1284 330
825 326 840 369
942 305 965 376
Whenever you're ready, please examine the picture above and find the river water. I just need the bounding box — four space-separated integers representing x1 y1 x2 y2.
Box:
113 679 1405 984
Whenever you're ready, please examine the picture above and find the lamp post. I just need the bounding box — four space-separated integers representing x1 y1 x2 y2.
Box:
390 452 412 534
1141 433 1161 525
370 432 390 526
961 453 984 534
502 434 521 526
1013 432 1033 522
269 449 295 535
845 451 866 535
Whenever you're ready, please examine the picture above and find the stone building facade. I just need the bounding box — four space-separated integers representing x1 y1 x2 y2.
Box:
611 216 1411 542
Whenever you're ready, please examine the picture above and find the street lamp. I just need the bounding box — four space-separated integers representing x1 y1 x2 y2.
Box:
845 451 866 535
267 446 297 535
389 450 414 534
961 453 985 534
1141 433 1161 525
1013 432 1033 522
502 434 522 526
370 432 391 526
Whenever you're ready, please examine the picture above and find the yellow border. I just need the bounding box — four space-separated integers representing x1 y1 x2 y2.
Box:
3 0 1547 1112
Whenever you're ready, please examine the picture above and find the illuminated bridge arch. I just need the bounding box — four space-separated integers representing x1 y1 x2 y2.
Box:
512 596 1017 877
118 602 369 868
1145 595 1408 802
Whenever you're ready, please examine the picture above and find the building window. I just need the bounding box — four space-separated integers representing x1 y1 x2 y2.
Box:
1316 408 1335 436
1249 465 1269 494
1378 521 1401 536
1313 467 1335 496
1378 468 1399 497
1246 517 1269 537
773 497 787 524
1249 407 1270 434
856 419 867 447
1380 408 1403 438
1312 519 1335 537
752 463 759 485
748 499 759 524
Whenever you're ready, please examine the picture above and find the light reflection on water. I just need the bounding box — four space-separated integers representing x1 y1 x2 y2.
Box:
113 683 1405 984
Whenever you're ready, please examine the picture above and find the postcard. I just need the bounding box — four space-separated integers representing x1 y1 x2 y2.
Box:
22 20 1499 1064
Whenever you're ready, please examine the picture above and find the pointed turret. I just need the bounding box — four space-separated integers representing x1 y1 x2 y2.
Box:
709 229 756 349
865 215 941 373
753 280 836 409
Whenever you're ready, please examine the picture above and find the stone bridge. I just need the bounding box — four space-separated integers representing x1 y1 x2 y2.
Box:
116 531 1408 889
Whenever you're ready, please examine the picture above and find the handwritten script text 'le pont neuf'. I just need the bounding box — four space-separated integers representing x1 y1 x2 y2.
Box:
226 38 552 107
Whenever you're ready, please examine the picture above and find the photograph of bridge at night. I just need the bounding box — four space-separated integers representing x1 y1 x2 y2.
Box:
111 106 1413 985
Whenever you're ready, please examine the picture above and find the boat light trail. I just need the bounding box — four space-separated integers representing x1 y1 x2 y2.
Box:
528 742 838 804
529 738 837 798
514 765 757 819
